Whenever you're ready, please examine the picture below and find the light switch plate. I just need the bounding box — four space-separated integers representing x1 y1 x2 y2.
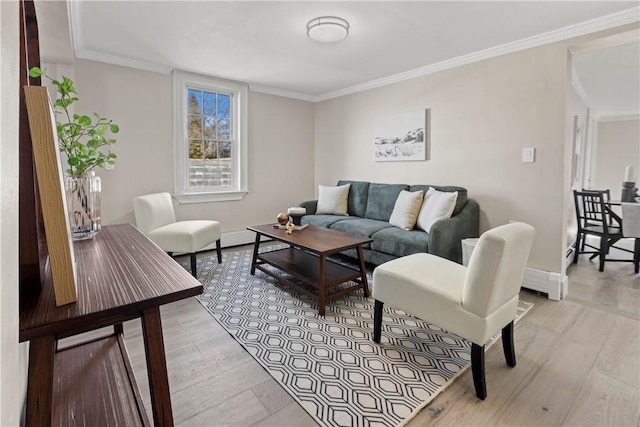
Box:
522 147 535 163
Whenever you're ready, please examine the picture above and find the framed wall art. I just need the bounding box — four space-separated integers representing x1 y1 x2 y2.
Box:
24 86 78 306
374 109 428 162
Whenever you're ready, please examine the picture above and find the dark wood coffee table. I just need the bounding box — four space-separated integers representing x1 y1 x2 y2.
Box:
247 224 373 315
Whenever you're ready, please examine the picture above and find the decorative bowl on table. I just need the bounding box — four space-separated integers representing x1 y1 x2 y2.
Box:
287 207 306 225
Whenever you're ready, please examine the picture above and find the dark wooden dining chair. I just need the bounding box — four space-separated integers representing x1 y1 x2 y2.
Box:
581 188 611 201
573 190 625 272
581 188 612 227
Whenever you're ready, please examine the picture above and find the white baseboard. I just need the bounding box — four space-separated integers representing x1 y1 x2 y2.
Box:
221 229 258 248
521 267 564 301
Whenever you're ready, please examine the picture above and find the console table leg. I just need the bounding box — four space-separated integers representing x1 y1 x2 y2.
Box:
141 306 174 427
25 335 55 427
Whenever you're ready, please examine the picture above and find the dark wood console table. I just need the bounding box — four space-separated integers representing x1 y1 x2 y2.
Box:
19 224 203 426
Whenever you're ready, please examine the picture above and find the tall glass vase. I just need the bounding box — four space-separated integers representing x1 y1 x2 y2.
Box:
64 171 101 240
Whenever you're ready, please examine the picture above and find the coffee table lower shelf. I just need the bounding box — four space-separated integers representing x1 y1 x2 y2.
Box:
254 247 366 313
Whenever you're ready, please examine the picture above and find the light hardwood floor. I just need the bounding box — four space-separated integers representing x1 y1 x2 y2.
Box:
120 249 639 426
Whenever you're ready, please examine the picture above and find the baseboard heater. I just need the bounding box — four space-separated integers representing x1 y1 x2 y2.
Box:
521 267 564 301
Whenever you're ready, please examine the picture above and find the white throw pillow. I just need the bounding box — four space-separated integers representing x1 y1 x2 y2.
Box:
316 184 351 215
389 190 424 230
416 188 458 232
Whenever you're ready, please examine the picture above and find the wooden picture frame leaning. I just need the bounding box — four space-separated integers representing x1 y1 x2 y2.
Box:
24 86 78 306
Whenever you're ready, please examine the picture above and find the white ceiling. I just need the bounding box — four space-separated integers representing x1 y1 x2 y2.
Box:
37 1 639 106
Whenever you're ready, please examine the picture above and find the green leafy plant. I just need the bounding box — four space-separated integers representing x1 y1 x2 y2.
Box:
28 67 119 178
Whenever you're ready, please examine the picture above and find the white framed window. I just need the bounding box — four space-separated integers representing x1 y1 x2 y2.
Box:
173 70 248 203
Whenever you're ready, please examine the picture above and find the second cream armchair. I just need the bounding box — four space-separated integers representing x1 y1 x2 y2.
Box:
372 222 535 400
133 192 222 277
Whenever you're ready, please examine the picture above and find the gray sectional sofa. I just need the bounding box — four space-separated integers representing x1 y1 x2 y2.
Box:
299 180 479 265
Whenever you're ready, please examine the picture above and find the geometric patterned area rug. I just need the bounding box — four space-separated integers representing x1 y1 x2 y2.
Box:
193 247 533 427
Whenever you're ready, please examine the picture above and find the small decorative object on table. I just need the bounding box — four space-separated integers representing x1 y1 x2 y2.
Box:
287 206 306 225
276 212 289 225
274 208 308 231
285 221 295 235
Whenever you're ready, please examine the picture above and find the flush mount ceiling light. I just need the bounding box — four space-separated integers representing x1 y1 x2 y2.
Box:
307 16 349 43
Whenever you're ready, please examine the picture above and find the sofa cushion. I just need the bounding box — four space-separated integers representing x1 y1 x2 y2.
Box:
330 218 394 249
409 185 468 216
364 183 409 221
337 180 370 218
316 184 350 215
302 215 355 229
370 227 430 258
389 190 423 230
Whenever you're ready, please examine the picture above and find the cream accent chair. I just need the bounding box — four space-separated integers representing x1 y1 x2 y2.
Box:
133 192 222 277
372 222 535 400
622 203 640 273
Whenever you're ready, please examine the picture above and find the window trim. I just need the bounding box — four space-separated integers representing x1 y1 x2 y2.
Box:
173 70 248 203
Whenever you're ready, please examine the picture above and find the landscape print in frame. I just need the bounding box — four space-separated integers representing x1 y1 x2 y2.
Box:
374 109 427 161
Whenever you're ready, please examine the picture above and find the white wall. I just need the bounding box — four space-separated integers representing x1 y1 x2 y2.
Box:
593 118 640 196
69 59 315 235
315 44 567 273
1 1 29 424
314 24 638 275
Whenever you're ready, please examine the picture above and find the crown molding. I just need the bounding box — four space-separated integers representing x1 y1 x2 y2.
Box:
595 112 640 122
249 85 315 102
314 6 640 102
569 28 639 55
74 49 174 74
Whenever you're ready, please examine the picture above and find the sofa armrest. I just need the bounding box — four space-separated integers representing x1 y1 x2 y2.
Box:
298 200 318 215
428 199 480 264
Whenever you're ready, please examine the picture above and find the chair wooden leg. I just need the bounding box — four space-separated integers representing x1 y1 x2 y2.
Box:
573 233 581 264
634 238 640 274
373 300 383 343
216 239 222 264
190 253 197 278
502 321 516 367
471 343 487 400
598 236 606 272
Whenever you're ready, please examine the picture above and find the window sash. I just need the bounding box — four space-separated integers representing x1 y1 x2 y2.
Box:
173 71 248 203
186 87 234 190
